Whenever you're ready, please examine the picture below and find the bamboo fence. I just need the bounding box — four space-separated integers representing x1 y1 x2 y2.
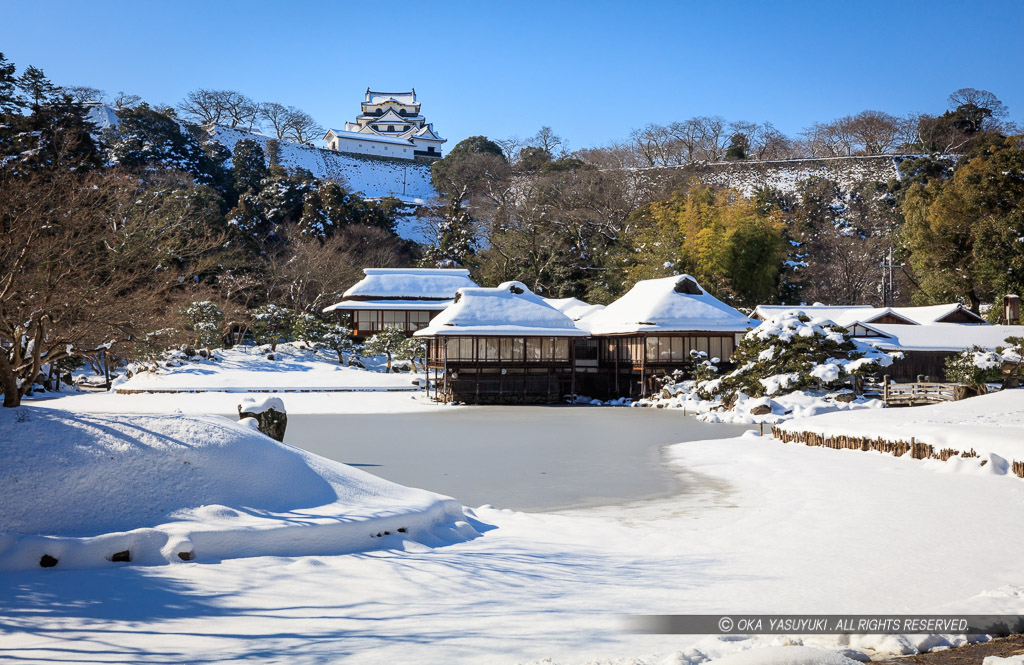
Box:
771 426 1023 478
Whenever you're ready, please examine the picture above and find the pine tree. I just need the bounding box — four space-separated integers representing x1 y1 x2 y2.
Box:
232 138 268 195
363 327 407 372
698 312 894 403
180 301 225 350
250 305 293 352
0 52 24 115
16 65 56 111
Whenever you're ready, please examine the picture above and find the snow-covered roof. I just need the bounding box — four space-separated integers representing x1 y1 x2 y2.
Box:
579 275 756 335
365 89 418 105
324 129 413 146
860 324 1024 352
335 268 477 302
753 303 987 326
323 299 453 313
891 304 987 325
414 283 589 337
544 297 606 322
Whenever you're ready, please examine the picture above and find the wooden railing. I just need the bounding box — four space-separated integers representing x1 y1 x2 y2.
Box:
882 380 970 405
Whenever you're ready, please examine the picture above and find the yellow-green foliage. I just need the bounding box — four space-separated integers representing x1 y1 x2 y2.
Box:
625 184 787 306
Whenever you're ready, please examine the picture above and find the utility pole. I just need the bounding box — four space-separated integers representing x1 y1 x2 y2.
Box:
880 247 898 307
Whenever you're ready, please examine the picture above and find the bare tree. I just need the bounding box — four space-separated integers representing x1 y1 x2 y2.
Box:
529 126 565 156
494 136 525 164
112 91 142 111
178 89 260 129
0 165 227 406
259 102 291 139
948 88 1008 119
842 110 901 154
60 85 105 103
283 107 324 144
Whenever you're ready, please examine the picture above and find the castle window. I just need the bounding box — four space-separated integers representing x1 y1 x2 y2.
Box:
388 125 395 132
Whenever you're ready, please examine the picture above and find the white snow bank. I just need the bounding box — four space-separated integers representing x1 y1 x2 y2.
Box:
708 646 862 664
777 390 1024 462
114 343 421 393
31 390 442 416
637 385 885 425
0 407 475 570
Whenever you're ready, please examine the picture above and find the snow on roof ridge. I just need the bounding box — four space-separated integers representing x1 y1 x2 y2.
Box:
415 284 587 336
581 275 754 334
363 268 471 276
341 268 478 300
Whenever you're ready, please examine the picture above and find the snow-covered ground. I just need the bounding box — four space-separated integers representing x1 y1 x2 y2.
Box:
212 125 437 206
0 407 475 573
114 343 421 393
778 390 1024 462
4 391 1024 663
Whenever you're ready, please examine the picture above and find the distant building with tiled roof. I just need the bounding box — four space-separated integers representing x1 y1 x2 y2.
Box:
323 88 446 161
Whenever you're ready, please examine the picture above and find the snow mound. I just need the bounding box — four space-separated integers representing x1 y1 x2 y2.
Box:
708 646 863 664
0 407 475 570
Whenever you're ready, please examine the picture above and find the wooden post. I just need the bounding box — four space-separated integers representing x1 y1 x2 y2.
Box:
570 338 576 399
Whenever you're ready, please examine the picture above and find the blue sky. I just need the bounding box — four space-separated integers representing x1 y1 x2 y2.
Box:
2 0 1022 151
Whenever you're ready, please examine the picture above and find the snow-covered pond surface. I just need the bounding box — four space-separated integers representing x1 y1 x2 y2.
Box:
278 407 754 511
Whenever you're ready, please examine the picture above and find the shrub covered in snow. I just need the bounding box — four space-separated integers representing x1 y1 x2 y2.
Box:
701 311 895 403
945 336 1023 392
250 304 293 352
363 326 407 373
180 301 224 350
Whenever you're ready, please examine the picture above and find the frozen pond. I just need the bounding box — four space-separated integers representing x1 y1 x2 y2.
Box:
282 407 752 511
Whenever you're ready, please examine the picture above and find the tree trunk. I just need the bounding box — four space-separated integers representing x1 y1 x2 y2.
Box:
0 353 22 407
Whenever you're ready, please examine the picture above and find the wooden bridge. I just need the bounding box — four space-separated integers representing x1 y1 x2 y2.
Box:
882 379 971 406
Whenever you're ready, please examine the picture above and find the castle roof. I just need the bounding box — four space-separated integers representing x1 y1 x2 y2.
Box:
365 89 418 105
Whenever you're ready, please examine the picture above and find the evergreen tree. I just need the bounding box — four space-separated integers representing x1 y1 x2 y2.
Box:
250 304 293 352
419 197 476 268
180 301 225 350
16 65 56 111
363 326 407 373
699 312 893 403
901 135 1024 312
105 104 215 182
232 138 268 195
0 52 24 115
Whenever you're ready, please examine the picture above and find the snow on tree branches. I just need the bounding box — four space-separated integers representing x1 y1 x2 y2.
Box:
698 311 896 403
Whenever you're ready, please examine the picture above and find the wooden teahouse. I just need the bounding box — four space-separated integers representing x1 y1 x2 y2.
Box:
322 268 478 338
414 282 589 404
576 275 756 398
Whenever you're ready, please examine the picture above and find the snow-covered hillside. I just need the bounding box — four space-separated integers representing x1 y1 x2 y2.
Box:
211 125 436 204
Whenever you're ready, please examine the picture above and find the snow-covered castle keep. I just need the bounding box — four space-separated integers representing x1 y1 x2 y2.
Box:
323 89 446 161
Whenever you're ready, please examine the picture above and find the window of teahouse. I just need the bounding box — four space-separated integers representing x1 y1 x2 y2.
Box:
382 310 404 328
483 338 500 361
356 310 380 331
409 311 430 330
526 338 542 361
